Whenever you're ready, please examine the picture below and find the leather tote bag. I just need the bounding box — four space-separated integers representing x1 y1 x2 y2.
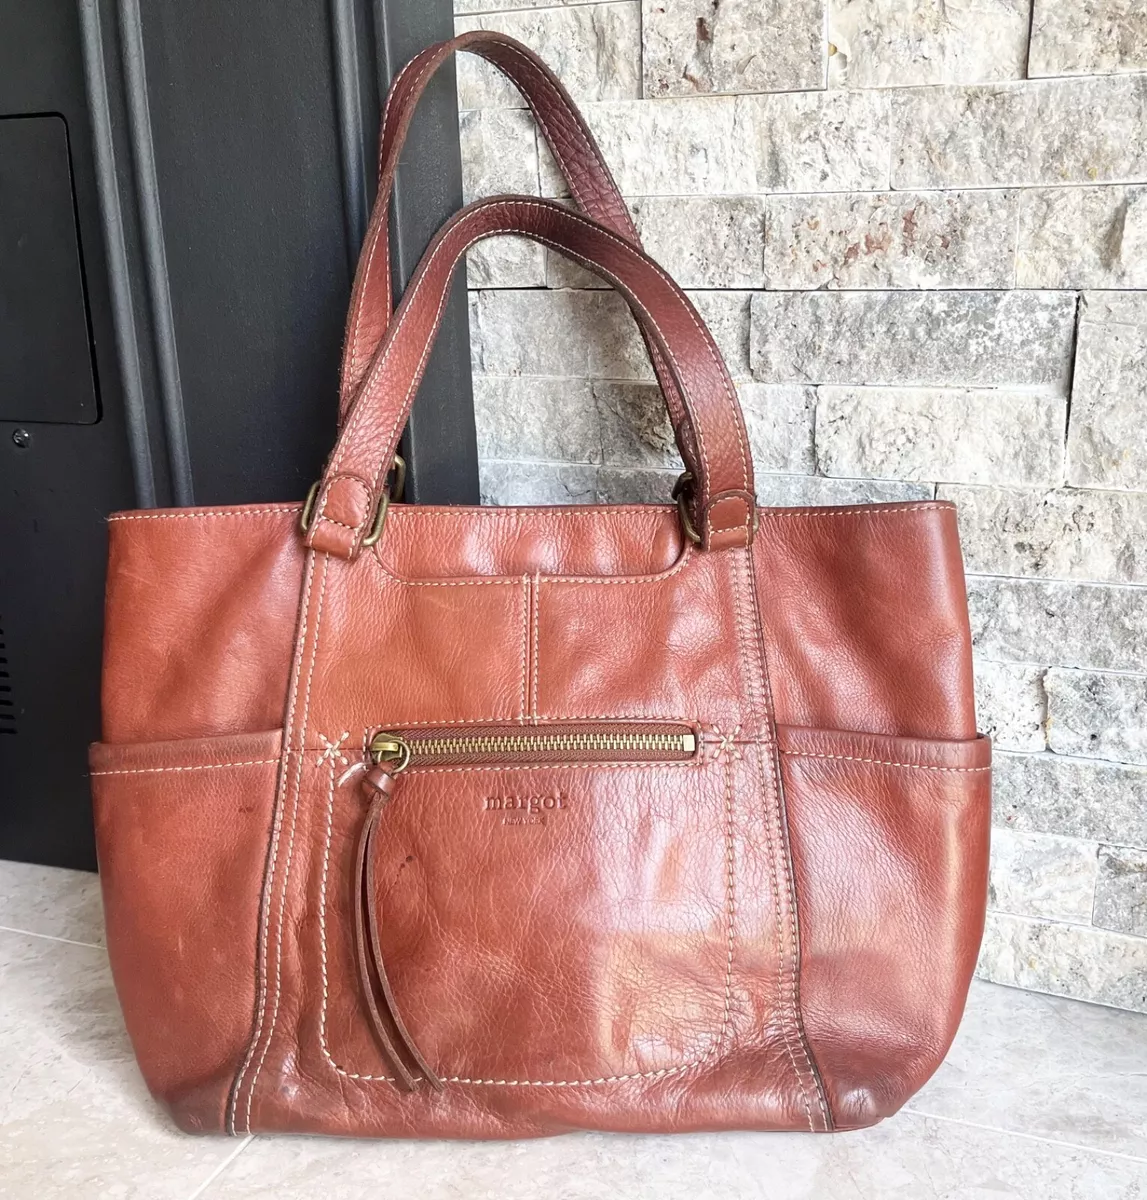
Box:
91 33 991 1139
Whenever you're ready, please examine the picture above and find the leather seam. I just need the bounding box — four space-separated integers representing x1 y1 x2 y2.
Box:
344 52 426 395
368 543 694 587
228 549 317 1135
314 475 371 535
531 572 540 722
743 544 832 1131
706 493 756 537
729 548 822 1132
540 547 693 585
87 744 983 778
316 754 735 1086
91 759 279 776
781 750 991 773
384 508 676 520
109 507 302 522
106 501 952 526
519 575 529 722
757 503 950 520
400 759 705 776
312 513 359 534
390 509 673 520
361 713 703 728
241 552 329 1132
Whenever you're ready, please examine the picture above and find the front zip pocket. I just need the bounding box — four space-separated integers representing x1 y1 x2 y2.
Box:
333 717 731 1093
368 722 699 771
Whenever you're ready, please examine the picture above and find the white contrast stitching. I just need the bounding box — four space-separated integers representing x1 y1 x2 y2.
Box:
107 501 952 527
709 724 744 762
318 731 352 768
242 553 329 1131
402 759 702 776
344 51 429 394
363 713 700 729
740 545 829 1131
757 503 948 520
229 548 316 1134
728 548 818 1132
109 506 301 522
519 576 529 722
389 508 674 520
531 572 540 723
368 544 694 587
781 750 990 773
91 759 278 777
314 474 372 535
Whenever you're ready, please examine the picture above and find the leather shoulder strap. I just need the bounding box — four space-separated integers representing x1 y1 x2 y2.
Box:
340 32 693 443
308 197 755 560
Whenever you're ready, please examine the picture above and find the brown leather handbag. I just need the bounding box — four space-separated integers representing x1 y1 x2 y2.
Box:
90 33 990 1139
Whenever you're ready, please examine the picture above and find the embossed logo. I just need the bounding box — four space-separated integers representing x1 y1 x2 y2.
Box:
483 793 566 826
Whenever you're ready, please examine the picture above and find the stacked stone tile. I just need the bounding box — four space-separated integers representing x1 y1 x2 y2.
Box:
453 0 1147 1011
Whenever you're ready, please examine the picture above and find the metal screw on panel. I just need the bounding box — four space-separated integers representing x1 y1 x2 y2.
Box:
11 428 31 449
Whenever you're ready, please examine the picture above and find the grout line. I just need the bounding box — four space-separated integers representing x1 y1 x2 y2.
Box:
0 924 104 950
184 1135 255 1200
1021 0 1036 80
994 745 1147 769
480 458 943 493
902 1107 1147 1167
1063 292 1083 477
475 372 1072 398
967 570 1147 592
985 909 1147 939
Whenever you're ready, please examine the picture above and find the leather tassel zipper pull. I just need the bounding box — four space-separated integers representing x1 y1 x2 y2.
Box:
349 735 444 1093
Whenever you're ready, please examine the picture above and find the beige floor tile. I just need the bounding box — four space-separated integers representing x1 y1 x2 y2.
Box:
0 859 104 947
914 979 1147 1158
203 1112 1147 1199
0 929 246 1200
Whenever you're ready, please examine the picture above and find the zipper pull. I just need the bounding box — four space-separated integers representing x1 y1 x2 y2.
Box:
351 731 443 1092
362 733 410 799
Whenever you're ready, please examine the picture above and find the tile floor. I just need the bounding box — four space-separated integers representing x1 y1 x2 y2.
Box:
2 857 1145 1199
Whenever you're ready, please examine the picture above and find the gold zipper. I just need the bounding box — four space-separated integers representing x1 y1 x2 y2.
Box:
369 724 697 772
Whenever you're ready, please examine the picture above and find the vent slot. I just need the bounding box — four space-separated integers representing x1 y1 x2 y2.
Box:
0 620 15 734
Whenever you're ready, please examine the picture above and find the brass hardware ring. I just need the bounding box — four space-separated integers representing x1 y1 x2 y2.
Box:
299 455 406 543
672 470 702 545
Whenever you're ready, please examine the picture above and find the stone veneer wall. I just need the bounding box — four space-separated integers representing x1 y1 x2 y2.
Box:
451 0 1147 1012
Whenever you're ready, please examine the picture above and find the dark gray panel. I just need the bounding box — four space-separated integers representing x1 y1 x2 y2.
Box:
0 115 98 425
137 1 352 505
0 0 137 869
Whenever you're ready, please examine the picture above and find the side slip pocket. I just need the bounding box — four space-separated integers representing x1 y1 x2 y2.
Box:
90 728 282 1133
777 724 992 1130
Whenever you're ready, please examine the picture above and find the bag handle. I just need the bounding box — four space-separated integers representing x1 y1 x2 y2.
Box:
340 32 695 447
306 197 756 559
